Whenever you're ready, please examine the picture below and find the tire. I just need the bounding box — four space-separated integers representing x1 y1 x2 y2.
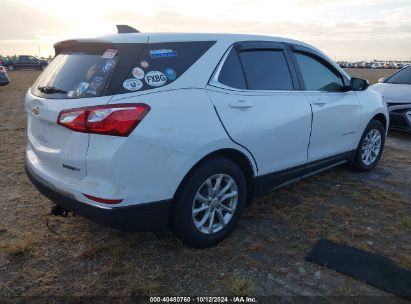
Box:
350 120 385 172
40 65 47 71
170 158 247 248
7 65 15 71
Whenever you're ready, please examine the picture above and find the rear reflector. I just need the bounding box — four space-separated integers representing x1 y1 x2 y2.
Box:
83 194 123 204
57 103 150 136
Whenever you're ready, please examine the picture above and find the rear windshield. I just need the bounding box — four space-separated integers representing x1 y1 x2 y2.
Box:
385 66 411 85
32 41 215 99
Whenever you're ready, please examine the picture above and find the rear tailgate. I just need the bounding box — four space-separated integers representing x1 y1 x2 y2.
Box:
26 38 148 180
26 94 113 179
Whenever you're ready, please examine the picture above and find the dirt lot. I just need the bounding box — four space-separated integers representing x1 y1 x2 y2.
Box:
345 68 397 85
0 70 410 302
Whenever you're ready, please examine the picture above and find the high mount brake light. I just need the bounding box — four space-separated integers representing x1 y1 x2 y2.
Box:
57 104 150 137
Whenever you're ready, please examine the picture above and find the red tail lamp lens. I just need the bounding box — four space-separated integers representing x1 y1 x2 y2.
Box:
58 104 150 136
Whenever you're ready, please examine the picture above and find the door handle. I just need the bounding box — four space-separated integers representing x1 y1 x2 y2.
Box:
312 99 327 106
229 100 254 109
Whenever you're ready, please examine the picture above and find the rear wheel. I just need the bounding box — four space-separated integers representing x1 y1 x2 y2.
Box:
350 120 385 172
7 65 15 71
170 158 247 247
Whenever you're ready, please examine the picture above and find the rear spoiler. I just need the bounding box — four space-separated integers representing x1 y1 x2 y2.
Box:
53 39 117 55
53 25 141 55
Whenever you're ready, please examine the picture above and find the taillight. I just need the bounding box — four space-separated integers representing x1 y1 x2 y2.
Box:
57 104 150 136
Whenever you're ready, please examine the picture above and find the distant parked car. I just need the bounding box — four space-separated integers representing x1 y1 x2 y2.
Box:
3 55 48 71
0 66 9 86
371 66 411 133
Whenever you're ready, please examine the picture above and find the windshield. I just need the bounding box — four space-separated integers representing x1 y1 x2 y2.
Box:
385 66 411 85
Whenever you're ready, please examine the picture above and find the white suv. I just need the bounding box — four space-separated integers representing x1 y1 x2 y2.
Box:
25 31 388 247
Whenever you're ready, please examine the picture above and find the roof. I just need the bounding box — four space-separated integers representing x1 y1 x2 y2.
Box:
53 32 350 94
60 32 334 67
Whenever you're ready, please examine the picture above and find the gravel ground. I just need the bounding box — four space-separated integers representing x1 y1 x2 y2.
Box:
0 70 410 303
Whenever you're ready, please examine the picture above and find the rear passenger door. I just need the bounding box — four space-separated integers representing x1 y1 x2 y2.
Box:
207 42 312 186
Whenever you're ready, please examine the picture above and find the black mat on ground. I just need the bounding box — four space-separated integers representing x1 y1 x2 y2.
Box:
306 239 411 299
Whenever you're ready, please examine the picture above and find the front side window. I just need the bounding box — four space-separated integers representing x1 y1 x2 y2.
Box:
239 50 294 91
294 52 344 92
385 66 411 85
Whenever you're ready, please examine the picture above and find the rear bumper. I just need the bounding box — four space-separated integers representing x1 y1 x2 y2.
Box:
25 163 171 233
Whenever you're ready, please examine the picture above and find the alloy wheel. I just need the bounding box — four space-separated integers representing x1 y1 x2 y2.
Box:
192 174 238 234
361 129 382 166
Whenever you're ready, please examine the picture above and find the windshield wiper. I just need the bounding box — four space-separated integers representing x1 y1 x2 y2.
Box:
38 86 67 94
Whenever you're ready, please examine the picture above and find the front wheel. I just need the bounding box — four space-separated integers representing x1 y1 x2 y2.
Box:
7 65 15 71
350 120 385 172
170 158 247 248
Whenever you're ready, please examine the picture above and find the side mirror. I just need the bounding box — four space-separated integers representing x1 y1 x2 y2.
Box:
378 77 386 83
351 77 369 91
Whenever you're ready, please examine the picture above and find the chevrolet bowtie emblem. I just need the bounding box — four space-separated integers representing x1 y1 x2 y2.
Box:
32 106 40 116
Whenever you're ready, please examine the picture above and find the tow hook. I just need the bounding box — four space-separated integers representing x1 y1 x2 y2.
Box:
50 205 70 217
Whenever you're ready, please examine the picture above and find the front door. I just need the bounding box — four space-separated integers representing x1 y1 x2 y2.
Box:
291 49 361 162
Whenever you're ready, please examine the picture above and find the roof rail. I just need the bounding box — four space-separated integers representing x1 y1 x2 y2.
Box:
116 25 140 34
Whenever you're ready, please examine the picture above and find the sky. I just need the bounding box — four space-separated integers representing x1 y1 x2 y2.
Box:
0 0 410 61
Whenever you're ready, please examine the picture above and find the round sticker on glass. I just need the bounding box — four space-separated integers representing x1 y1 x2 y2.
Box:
145 71 167 87
165 68 177 81
132 67 145 80
123 79 143 91
140 61 149 69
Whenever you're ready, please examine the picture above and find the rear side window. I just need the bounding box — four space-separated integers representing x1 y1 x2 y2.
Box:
385 66 411 85
117 41 216 94
239 50 294 91
218 47 247 89
294 52 344 92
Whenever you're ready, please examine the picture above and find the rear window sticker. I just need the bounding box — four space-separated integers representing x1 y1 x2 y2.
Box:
140 61 149 69
123 78 143 91
149 49 177 59
87 76 103 95
165 68 177 81
101 49 118 59
102 60 115 73
76 82 90 96
145 71 167 87
132 67 145 80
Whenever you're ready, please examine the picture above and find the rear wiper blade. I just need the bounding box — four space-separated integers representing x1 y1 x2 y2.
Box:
38 86 67 94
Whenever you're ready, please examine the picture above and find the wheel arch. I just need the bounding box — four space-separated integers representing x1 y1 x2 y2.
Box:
173 148 257 206
371 112 388 131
